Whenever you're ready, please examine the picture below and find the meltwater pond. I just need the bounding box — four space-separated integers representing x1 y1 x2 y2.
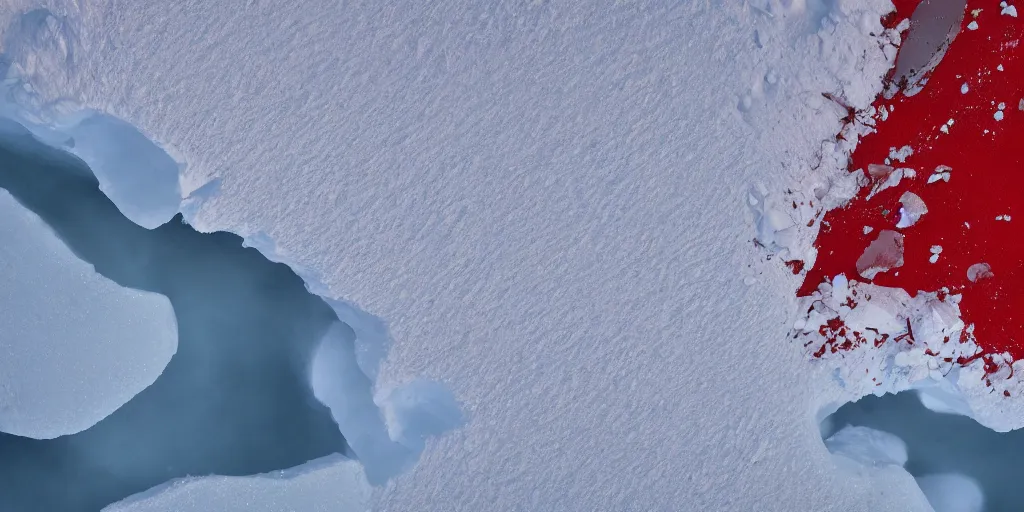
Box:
0 125 349 511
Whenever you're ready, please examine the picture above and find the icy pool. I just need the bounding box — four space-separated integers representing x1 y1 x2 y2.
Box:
0 123 350 511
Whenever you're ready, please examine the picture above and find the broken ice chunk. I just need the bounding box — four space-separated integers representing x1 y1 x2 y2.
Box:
967 20 979 30
896 191 928 228
928 165 952 184
888 145 914 163
866 165 912 199
856 230 905 280
1003 4 1018 16
967 262 994 282
868 163 894 178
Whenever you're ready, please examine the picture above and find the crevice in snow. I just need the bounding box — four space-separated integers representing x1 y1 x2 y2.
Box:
818 388 1024 512
0 5 464 493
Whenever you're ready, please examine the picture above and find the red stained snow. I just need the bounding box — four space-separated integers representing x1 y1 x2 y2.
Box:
802 0 1024 362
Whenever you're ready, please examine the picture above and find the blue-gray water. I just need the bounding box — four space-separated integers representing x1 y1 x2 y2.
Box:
0 125 349 511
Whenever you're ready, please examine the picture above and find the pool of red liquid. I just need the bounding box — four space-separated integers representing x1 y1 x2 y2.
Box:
802 0 1024 361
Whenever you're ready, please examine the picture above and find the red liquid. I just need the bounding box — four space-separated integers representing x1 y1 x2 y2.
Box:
802 0 1024 362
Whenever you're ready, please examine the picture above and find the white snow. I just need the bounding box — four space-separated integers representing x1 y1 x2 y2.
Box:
0 181 176 439
0 0 945 510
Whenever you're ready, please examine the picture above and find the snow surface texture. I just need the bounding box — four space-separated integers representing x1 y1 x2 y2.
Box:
0 0 941 510
0 134 176 438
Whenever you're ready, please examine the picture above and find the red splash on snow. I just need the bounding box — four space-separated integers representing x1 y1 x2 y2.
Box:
802 0 1024 362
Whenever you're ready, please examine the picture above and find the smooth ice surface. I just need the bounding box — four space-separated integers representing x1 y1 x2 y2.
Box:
56 113 182 229
824 392 1024 511
105 456 372 512
0 132 176 439
0 0 941 510
825 425 908 468
916 474 984 512
0 127 350 511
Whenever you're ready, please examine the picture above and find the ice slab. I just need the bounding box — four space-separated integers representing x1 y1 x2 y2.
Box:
825 425 908 468
104 455 371 512
0 180 176 439
57 113 183 230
